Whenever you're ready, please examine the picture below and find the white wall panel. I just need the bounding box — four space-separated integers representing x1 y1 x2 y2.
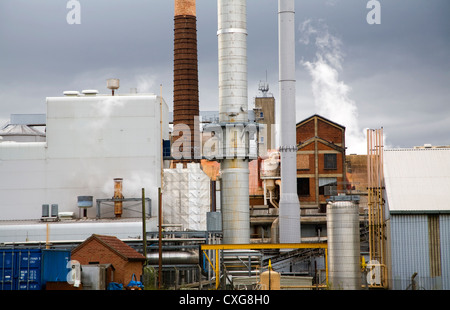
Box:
0 94 168 223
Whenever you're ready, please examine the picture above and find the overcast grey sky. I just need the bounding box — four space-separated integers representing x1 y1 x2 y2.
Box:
1 0 449 154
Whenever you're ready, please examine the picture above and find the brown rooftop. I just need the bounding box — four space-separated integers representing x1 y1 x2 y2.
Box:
72 234 145 262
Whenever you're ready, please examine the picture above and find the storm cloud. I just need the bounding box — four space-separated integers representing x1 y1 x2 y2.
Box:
0 0 449 153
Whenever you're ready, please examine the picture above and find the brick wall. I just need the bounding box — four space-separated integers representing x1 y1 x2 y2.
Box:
317 118 343 144
296 115 346 208
72 239 143 287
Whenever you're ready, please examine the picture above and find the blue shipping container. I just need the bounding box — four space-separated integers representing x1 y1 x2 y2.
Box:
0 249 71 290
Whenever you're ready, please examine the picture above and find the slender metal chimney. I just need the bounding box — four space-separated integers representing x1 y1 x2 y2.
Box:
173 0 199 163
113 178 124 218
278 0 301 243
218 0 250 244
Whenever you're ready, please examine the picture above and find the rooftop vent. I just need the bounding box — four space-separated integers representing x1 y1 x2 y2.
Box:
82 90 99 96
63 91 80 96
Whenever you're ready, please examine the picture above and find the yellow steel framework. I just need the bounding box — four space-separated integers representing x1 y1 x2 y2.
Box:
201 243 328 289
367 128 388 288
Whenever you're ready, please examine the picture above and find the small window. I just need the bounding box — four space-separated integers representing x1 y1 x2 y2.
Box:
319 177 337 196
297 178 310 196
324 154 337 170
297 154 310 170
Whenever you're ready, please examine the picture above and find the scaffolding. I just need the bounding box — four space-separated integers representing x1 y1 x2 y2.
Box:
366 128 388 288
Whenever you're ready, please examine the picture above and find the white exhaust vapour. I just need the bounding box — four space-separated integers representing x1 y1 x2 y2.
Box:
300 19 366 155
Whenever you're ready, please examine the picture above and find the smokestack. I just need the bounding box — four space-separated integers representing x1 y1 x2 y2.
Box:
278 0 301 243
173 0 199 163
113 178 124 218
218 0 250 244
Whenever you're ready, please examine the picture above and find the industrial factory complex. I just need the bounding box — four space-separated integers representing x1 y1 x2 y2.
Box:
1 0 449 292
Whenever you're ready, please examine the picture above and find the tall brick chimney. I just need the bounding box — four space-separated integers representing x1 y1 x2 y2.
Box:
173 0 199 163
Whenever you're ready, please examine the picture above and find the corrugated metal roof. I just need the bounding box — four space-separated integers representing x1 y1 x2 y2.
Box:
0 124 45 136
384 148 450 212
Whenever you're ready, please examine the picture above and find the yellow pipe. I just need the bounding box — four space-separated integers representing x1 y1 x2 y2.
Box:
325 248 328 285
200 243 328 290
201 250 220 289
215 249 219 289
202 250 215 270
201 243 327 250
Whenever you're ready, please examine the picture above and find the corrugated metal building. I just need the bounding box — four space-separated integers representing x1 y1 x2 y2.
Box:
384 148 450 290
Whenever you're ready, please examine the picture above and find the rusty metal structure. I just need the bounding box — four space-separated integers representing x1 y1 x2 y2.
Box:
173 0 199 162
113 178 124 217
366 128 388 288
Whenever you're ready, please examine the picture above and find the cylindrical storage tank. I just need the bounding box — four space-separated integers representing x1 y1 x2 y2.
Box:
106 78 120 90
220 159 250 244
260 269 281 290
327 200 361 290
78 196 93 218
77 196 93 208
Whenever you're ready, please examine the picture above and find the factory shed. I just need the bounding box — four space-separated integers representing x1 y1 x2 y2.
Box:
71 234 146 288
384 148 450 290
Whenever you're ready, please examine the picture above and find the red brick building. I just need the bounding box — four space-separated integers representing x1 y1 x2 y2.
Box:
71 234 146 287
296 115 346 214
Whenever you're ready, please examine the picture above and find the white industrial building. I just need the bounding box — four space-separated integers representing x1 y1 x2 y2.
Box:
0 90 169 242
384 147 450 290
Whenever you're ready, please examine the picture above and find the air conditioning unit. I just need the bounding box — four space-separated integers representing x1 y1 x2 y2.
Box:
41 204 59 221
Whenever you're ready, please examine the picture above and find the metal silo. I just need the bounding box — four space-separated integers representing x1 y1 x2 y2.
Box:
327 200 361 290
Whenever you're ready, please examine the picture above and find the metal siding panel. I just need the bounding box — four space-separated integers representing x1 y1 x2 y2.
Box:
41 250 71 284
0 249 42 290
391 215 430 290
440 215 450 290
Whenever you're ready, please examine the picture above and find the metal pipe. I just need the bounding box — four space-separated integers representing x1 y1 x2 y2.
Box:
147 251 198 265
142 188 148 266
218 0 250 244
158 187 163 289
278 0 301 243
113 178 123 217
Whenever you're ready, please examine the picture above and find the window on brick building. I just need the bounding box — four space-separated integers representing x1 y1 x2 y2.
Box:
319 177 337 196
297 154 310 170
297 178 310 196
324 153 337 170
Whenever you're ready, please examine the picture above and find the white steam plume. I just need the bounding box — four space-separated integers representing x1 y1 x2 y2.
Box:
300 19 366 154
135 74 156 94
